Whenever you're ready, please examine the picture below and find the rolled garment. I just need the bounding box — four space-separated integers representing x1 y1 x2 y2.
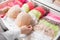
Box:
6 5 21 19
38 12 60 39
15 12 32 27
22 2 35 13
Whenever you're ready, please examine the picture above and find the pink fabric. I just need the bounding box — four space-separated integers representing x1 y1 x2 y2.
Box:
18 0 27 4
27 2 35 10
7 0 23 7
35 6 46 16
35 6 46 18
47 12 60 22
0 0 26 9
0 0 27 18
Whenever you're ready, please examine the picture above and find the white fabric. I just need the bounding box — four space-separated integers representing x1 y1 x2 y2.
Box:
30 31 52 40
1 17 26 40
2 28 21 40
2 28 26 40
